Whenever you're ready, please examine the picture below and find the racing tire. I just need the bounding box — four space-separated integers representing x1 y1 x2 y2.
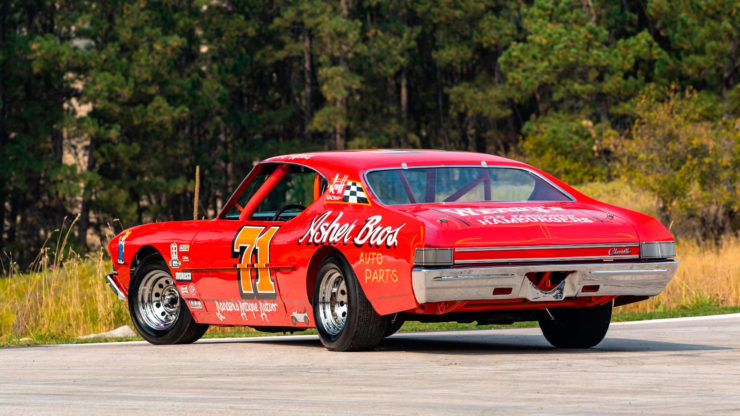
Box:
313 256 388 351
129 255 209 345
384 314 405 338
537 302 612 348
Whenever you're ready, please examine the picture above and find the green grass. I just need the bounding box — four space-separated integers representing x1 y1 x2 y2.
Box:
611 305 740 322
3 305 738 348
1 201 738 348
394 305 740 333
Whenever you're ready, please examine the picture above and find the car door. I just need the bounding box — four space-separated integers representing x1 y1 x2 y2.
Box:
186 163 325 326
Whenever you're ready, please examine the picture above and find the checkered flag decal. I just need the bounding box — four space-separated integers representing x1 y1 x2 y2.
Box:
342 181 369 204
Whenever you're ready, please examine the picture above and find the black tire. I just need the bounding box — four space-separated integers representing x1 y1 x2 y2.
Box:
537 302 612 348
313 256 388 351
384 314 405 337
129 255 209 345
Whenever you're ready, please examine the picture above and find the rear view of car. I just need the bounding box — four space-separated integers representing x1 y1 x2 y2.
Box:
106 150 676 351
366 163 676 348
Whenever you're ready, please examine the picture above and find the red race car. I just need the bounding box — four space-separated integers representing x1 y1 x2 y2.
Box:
106 150 677 351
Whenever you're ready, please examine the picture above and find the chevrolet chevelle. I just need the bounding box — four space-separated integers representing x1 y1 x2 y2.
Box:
106 150 678 351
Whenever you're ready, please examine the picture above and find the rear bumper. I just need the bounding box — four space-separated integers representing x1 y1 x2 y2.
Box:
411 260 678 304
105 272 127 300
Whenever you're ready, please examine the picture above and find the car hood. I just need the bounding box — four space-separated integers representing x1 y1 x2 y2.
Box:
394 202 641 263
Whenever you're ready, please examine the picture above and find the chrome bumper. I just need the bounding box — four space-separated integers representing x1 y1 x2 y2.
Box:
411 260 678 304
105 273 127 300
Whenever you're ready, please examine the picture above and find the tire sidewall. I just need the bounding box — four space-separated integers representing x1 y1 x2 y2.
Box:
312 256 362 350
538 302 612 348
129 257 196 345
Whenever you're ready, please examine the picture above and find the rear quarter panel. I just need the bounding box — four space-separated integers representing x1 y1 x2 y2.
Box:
294 200 424 316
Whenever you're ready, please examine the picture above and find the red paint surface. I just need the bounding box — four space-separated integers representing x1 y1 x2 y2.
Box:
108 150 674 329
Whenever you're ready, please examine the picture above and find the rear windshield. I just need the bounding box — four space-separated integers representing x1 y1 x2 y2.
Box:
365 167 571 205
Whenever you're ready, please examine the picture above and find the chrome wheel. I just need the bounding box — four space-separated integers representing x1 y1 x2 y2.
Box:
317 267 349 336
136 269 180 331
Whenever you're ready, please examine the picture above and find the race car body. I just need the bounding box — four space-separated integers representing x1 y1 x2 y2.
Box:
106 150 677 350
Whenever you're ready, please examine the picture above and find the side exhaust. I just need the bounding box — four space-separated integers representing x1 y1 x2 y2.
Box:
105 273 127 300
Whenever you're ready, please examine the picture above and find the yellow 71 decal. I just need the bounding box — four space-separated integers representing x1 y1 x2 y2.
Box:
232 226 279 299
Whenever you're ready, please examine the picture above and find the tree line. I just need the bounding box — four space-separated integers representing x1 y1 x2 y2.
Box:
1 0 739 267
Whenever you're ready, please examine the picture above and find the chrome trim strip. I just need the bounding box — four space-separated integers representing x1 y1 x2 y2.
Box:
589 269 668 275
105 273 127 300
362 165 576 206
411 260 678 304
454 255 640 264
456 243 638 252
432 273 516 280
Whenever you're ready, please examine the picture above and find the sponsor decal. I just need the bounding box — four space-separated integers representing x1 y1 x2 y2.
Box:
188 300 203 309
298 212 404 248
188 284 196 296
280 153 313 161
325 174 370 205
179 244 190 252
232 226 279 300
290 309 310 325
359 252 384 264
609 247 632 256
117 231 131 264
181 255 190 263
358 252 398 284
438 206 594 226
175 272 192 281
169 243 181 268
215 299 279 322
180 286 189 295
439 206 567 217
325 174 348 202
364 268 399 284
342 181 369 204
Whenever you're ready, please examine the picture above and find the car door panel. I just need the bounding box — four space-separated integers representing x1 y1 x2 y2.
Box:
186 220 290 326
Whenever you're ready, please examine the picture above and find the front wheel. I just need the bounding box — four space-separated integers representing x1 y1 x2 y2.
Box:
313 256 388 351
537 302 612 348
129 255 209 345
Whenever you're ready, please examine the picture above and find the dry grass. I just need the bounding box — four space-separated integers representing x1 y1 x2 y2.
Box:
0 251 131 342
1 239 737 342
578 180 740 313
1 181 738 343
618 237 740 313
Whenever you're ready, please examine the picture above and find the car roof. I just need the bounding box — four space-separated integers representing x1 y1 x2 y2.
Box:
263 150 527 173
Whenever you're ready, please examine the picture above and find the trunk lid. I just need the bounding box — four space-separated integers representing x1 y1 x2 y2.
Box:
395 202 640 264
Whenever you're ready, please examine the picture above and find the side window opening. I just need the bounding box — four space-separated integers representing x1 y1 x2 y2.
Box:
224 164 328 221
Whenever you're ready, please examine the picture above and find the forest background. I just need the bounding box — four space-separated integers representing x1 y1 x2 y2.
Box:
2 0 740 269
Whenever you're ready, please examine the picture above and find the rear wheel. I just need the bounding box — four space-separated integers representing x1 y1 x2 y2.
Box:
537 302 612 348
384 314 405 337
313 256 388 351
129 255 209 345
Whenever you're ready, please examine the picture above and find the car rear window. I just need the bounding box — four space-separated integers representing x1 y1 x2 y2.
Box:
365 166 571 205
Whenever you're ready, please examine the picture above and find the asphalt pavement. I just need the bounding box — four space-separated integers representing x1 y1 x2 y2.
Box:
1 314 739 415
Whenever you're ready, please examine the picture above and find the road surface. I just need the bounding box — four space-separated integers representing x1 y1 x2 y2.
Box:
2 314 740 415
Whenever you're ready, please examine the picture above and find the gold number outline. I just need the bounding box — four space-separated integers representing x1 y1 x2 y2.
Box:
232 226 280 300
